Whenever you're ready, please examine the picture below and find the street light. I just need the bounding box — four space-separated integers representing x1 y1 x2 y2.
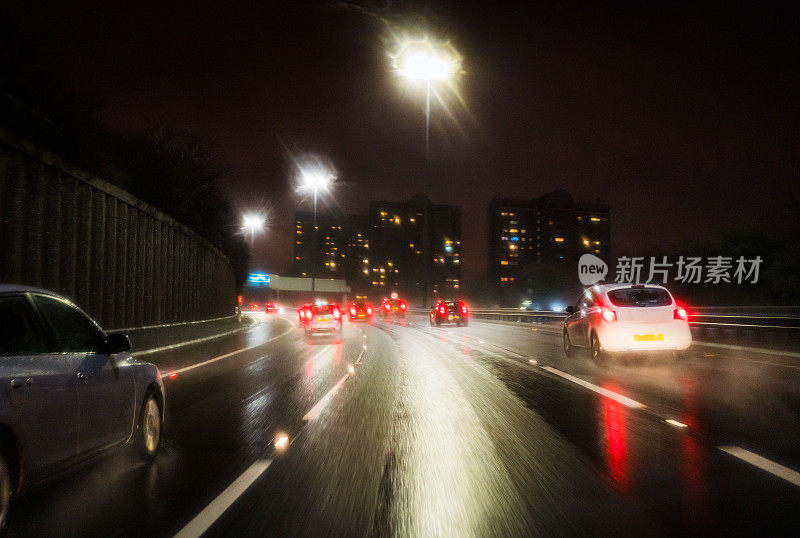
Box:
241 212 266 243
391 36 462 307
294 157 337 293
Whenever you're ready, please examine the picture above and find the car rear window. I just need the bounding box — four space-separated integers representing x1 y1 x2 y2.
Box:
607 288 672 307
313 305 332 314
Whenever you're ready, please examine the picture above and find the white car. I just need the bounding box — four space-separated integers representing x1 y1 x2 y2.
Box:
563 283 691 362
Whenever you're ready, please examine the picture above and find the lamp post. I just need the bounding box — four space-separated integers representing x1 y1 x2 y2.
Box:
295 159 336 293
392 37 461 307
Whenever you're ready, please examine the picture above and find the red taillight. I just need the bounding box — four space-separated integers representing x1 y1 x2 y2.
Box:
303 308 312 321
366 306 373 315
332 306 341 320
399 300 407 311
601 307 617 322
460 303 468 316
350 305 357 317
674 307 688 321
384 302 391 311
438 303 447 316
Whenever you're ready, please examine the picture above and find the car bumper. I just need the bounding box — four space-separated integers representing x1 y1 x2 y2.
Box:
596 320 692 352
306 323 341 334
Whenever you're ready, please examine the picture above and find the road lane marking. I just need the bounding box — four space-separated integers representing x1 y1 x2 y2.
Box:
719 446 800 488
302 333 368 420
174 459 272 538
133 327 247 357
116 313 237 333
158 323 296 378
541 367 647 409
303 374 349 420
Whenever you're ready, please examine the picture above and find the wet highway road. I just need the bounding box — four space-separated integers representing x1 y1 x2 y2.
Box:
6 314 800 536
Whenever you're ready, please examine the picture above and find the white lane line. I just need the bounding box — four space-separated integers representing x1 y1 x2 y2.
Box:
132 327 247 357
114 313 237 333
541 366 647 409
719 446 800 488
302 374 349 421
159 323 296 378
174 459 272 538
302 334 368 421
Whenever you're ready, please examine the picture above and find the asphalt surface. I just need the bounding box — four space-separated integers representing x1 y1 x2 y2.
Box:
7 313 800 536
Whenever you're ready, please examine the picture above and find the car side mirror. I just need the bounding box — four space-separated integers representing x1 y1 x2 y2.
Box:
104 333 132 354
565 306 575 314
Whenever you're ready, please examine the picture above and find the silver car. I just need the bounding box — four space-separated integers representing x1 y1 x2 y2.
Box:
0 285 165 528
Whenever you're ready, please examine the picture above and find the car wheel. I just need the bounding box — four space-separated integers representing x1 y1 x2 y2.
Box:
590 332 607 365
563 330 575 357
136 393 162 461
0 452 11 531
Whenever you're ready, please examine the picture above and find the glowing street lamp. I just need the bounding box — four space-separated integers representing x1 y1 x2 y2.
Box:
391 36 462 307
241 212 266 243
294 157 338 292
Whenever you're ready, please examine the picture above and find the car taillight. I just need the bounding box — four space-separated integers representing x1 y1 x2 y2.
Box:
399 300 407 311
460 303 468 316
303 308 312 321
366 306 373 315
438 303 447 316
384 302 391 311
333 307 341 320
350 305 357 317
674 307 688 321
601 307 617 322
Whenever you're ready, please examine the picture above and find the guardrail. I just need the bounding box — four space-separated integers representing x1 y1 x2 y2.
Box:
411 307 800 331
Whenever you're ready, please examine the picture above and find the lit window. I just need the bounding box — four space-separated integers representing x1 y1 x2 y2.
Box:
554 237 565 243
500 260 509 265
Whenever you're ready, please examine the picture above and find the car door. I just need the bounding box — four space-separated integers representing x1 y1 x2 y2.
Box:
567 293 592 347
33 295 135 455
0 295 76 475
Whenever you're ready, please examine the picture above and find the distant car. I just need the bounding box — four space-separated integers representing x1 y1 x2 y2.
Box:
347 302 374 322
0 285 165 528
430 299 469 326
298 304 312 324
247 302 260 311
563 283 692 362
264 303 278 314
304 303 343 338
380 294 407 319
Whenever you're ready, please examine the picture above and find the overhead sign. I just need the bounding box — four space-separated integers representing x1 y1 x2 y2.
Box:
246 272 271 286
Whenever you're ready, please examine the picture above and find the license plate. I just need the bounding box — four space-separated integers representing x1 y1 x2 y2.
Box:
634 334 663 341
317 317 329 322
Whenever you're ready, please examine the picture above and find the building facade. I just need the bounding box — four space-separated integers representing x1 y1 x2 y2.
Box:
292 195 462 302
488 190 610 284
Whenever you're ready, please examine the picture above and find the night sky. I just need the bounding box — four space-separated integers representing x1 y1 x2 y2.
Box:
6 1 799 279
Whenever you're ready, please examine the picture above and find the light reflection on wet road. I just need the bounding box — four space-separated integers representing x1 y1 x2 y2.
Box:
6 314 800 536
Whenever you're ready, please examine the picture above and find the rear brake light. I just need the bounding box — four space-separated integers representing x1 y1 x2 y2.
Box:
601 307 617 322
438 303 447 316
366 306 373 315
350 305 357 317
460 303 468 316
333 307 341 320
399 300 407 311
674 307 688 320
384 302 391 311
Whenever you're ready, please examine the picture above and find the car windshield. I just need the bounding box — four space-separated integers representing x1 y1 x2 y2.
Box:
607 288 672 307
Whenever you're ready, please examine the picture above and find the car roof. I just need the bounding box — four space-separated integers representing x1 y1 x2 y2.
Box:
592 283 669 292
0 284 62 296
